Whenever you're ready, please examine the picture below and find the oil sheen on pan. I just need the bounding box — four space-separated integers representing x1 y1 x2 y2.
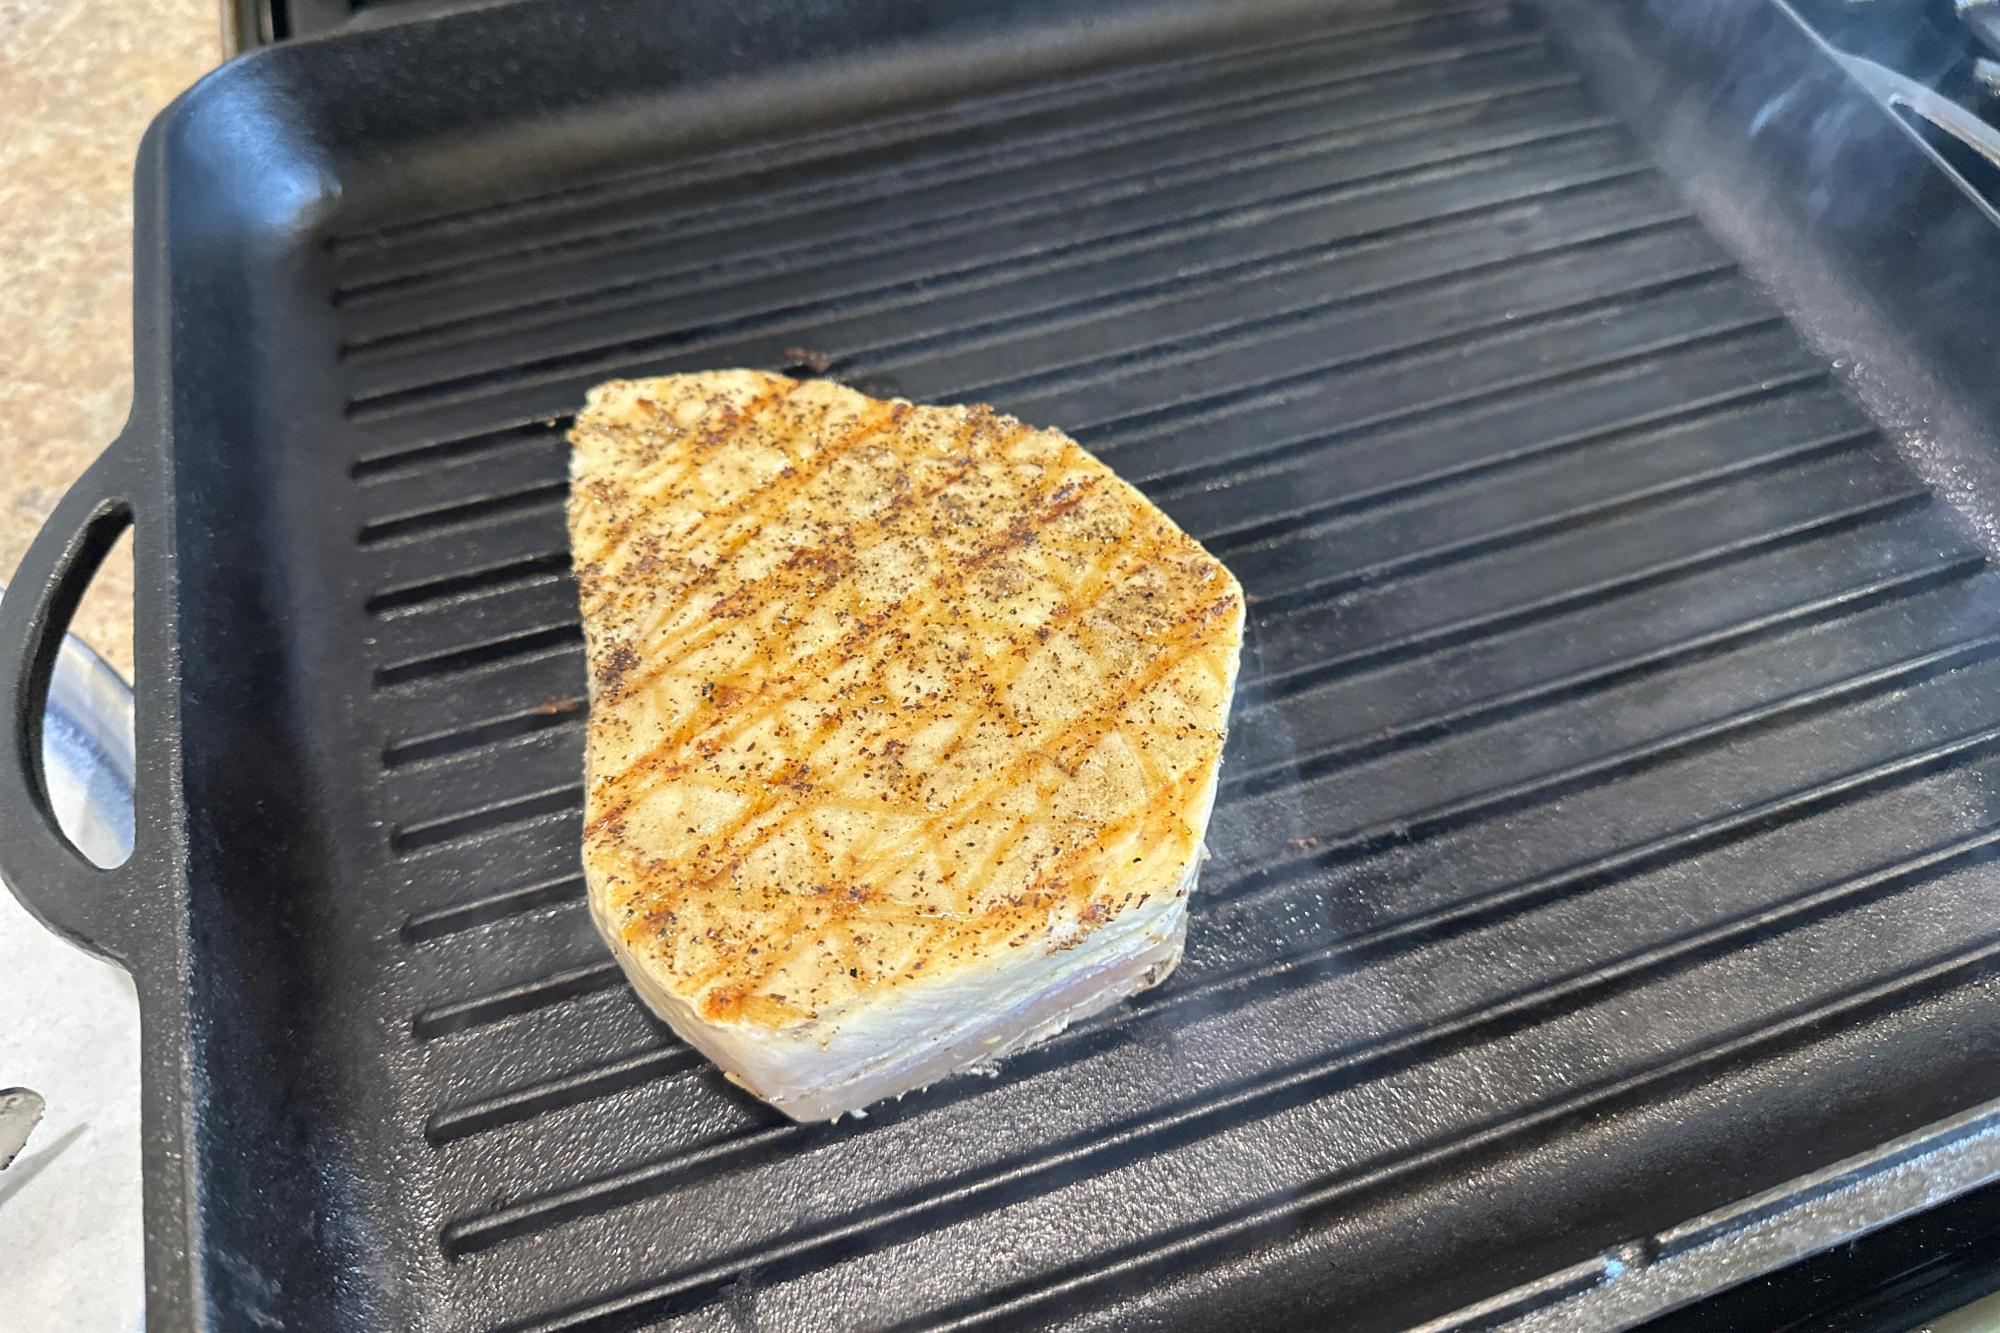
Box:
566 371 1245 1121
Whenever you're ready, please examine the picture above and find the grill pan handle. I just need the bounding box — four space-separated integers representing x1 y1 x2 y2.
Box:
0 431 151 966
1838 53 2000 203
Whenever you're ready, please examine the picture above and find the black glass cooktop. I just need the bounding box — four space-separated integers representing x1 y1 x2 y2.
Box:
223 0 470 51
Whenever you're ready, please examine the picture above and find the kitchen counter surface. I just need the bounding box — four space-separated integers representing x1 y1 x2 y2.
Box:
1 0 218 677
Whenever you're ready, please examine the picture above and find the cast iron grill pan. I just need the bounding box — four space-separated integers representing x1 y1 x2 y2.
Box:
9 0 2000 1329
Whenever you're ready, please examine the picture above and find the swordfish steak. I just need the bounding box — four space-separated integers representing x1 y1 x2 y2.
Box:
566 370 1245 1121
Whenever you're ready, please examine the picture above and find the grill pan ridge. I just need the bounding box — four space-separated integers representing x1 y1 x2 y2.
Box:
8 0 2000 1328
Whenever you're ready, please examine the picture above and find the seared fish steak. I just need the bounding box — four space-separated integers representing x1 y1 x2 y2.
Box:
568 371 1243 1121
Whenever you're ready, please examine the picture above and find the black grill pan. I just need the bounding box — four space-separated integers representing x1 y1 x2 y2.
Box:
10 0 2000 1328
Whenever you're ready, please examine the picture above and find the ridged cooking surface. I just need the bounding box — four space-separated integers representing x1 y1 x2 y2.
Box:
332 3 2000 1328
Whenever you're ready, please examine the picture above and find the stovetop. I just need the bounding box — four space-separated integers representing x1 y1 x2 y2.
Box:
222 0 469 52
148 0 2000 1326
212 0 2000 78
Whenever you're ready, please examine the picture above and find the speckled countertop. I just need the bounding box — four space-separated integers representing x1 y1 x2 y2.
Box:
1 0 218 677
